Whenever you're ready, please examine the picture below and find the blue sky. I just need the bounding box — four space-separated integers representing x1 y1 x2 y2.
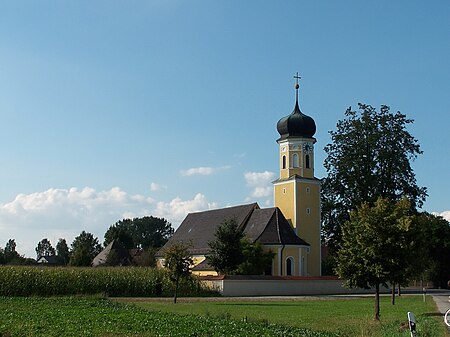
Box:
1 1 449 257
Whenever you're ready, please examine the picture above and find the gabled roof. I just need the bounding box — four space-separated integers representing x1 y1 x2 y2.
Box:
92 240 130 267
156 203 309 257
37 255 58 264
156 203 258 256
244 207 310 246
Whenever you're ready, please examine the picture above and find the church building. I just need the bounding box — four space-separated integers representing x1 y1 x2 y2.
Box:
156 77 321 277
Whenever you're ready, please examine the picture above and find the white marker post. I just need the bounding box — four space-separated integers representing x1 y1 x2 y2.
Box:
407 312 417 337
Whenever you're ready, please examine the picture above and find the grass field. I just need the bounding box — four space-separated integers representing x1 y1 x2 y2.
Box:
119 295 448 337
0 295 447 336
0 296 334 337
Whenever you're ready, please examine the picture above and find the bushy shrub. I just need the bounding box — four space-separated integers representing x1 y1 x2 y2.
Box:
0 266 211 297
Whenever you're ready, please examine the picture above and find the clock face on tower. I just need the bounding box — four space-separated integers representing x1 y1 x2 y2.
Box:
303 142 313 153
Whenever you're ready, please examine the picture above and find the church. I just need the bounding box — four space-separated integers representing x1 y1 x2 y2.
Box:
156 78 321 277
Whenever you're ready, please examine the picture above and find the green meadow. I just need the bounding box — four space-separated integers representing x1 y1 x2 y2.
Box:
1 295 447 337
118 295 448 337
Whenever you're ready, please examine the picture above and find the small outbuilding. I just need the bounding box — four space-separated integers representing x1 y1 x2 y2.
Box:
37 255 59 265
92 240 130 267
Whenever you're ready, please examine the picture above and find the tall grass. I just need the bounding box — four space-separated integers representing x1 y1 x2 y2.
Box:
0 266 210 297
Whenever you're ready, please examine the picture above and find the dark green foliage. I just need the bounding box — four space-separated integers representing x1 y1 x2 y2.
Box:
69 231 102 266
104 216 174 250
131 247 156 267
56 238 70 265
321 255 335 276
2 239 34 265
207 218 245 275
162 242 193 303
0 248 4 265
104 250 122 266
236 240 275 275
322 104 427 251
35 238 56 260
335 197 416 320
415 212 450 288
208 219 275 275
4 239 21 264
0 266 208 297
103 222 134 249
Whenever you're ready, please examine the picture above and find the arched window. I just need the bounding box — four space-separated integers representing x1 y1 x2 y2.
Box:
286 257 294 276
305 154 310 168
282 155 286 169
292 154 299 168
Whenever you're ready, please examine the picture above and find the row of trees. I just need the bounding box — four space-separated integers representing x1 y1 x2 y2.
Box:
321 103 450 320
1 216 174 267
0 239 36 265
0 233 101 267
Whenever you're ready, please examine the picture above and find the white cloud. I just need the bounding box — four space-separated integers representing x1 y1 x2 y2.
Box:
150 182 167 192
0 187 221 258
0 187 155 258
153 193 218 225
180 166 231 177
244 171 276 199
434 211 450 222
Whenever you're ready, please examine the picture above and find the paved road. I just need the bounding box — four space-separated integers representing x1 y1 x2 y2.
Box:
431 291 450 332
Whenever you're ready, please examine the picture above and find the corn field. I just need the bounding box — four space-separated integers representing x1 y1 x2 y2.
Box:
0 266 208 297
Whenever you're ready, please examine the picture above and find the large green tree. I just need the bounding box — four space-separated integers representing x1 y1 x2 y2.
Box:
35 238 56 260
415 212 450 288
207 218 245 275
322 104 427 250
336 197 416 320
104 216 173 250
56 238 70 265
207 218 274 275
236 241 275 275
4 239 21 264
163 242 193 304
69 231 102 266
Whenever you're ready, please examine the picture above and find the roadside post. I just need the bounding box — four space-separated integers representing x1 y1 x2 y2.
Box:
407 312 417 337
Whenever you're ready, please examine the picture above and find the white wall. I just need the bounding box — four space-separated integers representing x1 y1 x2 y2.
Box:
202 277 389 297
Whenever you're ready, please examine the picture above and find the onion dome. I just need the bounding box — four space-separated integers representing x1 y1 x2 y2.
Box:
276 99 316 141
277 74 316 141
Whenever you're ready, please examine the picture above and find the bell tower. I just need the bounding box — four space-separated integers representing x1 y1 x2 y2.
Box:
273 73 321 276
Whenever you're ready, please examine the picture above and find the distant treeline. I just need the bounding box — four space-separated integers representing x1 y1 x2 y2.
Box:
0 216 174 267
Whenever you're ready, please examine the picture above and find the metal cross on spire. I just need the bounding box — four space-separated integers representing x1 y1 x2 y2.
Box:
293 72 301 102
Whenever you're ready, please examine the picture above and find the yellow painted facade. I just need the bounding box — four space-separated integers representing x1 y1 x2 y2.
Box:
158 254 219 276
189 245 309 277
274 138 321 276
266 244 309 276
